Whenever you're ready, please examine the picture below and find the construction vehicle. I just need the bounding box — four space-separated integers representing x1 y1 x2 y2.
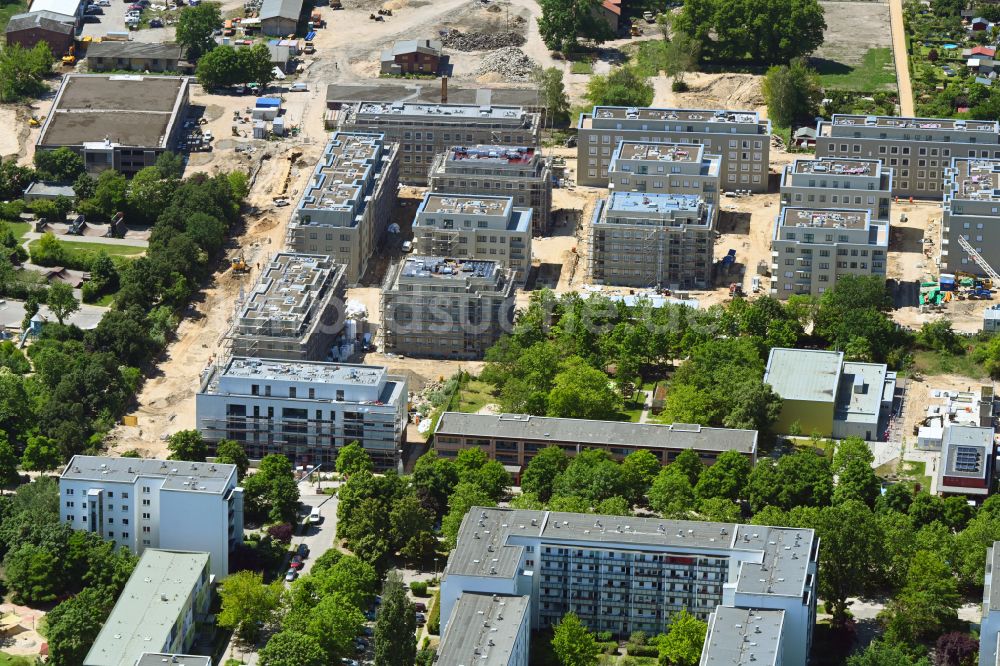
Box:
230 252 250 273
61 45 76 65
729 282 745 298
630 24 641 36
958 235 1000 287
329 0 342 7
643 10 654 22
28 114 45 127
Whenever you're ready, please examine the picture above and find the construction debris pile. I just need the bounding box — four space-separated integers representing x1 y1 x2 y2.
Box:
442 28 525 51
475 46 536 81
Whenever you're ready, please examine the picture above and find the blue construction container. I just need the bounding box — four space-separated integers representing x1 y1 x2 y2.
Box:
256 97 281 109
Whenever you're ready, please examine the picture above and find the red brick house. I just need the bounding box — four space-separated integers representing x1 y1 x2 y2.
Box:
380 39 442 75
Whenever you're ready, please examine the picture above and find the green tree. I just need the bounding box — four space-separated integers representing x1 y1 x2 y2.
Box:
0 158 34 200
217 570 284 644
674 0 826 64
259 630 326 666
547 358 623 420
880 550 960 644
167 429 207 462
4 543 60 603
374 571 416 666
832 437 879 507
46 282 79 325
536 67 570 126
847 641 931 666
552 612 600 666
298 594 366 661
214 439 249 480
813 500 885 626
621 449 661 493
238 43 274 88
21 434 62 471
747 450 833 512
694 449 752 501
196 44 241 88
521 446 570 502
73 172 96 201
537 0 614 52
389 493 435 558
176 2 223 60
92 169 127 220
657 610 707 666
663 31 701 87
34 147 85 182
337 441 374 477
649 466 696 516
671 449 705 486
0 42 54 102
584 66 655 107
42 587 114 666
155 151 185 179
917 319 963 354
762 58 821 127
551 448 629 504
0 432 20 487
126 166 173 226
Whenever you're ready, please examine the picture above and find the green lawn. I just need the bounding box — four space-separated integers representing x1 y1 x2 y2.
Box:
912 344 988 380
815 48 897 91
28 239 146 257
0 653 37 666
94 292 116 307
0 0 28 32
901 460 933 493
570 60 594 75
455 380 496 414
4 221 31 244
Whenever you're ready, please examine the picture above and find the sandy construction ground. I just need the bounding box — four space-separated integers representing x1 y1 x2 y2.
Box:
813 1 892 66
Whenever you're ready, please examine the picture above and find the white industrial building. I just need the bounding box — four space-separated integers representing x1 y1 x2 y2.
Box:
439 508 818 666
59 456 243 579
196 356 408 470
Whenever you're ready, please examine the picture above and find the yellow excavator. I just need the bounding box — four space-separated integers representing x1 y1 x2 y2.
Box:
61 45 76 65
230 252 250 274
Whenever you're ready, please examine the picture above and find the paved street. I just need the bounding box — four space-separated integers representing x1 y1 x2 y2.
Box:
293 480 340 577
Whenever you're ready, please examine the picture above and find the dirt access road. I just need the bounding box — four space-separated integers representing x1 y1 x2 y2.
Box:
888 0 915 115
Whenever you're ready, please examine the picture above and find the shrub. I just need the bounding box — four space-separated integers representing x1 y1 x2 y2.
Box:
625 645 659 657
672 79 689 92
596 631 614 642
267 522 293 544
410 581 429 596
428 589 441 635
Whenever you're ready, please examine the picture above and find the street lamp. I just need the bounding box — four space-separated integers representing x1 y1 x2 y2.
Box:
434 557 439 577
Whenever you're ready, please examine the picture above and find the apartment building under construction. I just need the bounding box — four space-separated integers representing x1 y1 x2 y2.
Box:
412 193 532 284
228 253 347 361
770 208 888 298
380 256 515 359
815 114 1000 198
428 145 553 233
285 132 399 285
588 192 714 289
940 158 1000 275
577 106 770 191
337 101 541 185
780 157 892 220
607 141 721 209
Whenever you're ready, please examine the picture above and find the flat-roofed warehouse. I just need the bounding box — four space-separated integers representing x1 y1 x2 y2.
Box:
37 74 190 175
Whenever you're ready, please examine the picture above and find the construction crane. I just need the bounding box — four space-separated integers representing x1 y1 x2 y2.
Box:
957 235 1000 285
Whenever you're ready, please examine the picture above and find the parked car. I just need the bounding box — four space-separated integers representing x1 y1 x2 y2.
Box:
415 612 426 626
289 556 303 570
342 661 360 666
401 240 412 253
414 602 427 613
149 17 163 26
296 543 309 558
362 626 373 637
284 569 298 582
364 610 376 621
309 508 322 523
97 1 111 6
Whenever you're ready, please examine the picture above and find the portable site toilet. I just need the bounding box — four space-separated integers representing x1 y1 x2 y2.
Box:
253 120 267 139
272 117 285 136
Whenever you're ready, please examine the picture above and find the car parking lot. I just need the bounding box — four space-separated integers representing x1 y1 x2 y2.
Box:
79 0 129 38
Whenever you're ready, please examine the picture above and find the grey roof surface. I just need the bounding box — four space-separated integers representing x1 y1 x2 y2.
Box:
5 10 74 33
85 550 209 666
382 39 441 61
701 607 784 666
260 0 302 21
134 655 212 666
834 362 891 424
764 348 843 404
437 594 529 666
23 180 76 197
447 508 815 599
940 425 994 480
39 74 188 148
62 455 236 494
86 41 183 60
326 83 541 108
434 413 758 454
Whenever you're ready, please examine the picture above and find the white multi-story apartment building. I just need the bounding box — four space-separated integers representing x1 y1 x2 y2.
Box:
429 145 553 233
588 192 714 289
440 508 818 666
85 549 213 666
940 158 1000 275
337 101 541 185
577 106 770 191
815 114 1000 198
412 194 532 284
607 141 721 209
59 456 243 579
286 132 400 285
196 356 407 470
780 158 892 221
770 207 888 298
980 542 1000 666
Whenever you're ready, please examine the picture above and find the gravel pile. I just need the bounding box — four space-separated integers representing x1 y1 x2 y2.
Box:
442 28 525 51
475 46 537 81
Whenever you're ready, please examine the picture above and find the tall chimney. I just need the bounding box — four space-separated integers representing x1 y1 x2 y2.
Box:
441 76 448 103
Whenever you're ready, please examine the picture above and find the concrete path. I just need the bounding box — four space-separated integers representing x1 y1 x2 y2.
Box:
21 231 149 248
888 0 915 116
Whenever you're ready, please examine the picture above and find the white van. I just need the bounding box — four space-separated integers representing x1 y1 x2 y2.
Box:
308 507 322 524
290 82 308 92
751 276 761 293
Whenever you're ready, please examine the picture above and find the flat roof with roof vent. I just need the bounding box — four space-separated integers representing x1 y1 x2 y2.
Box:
764 348 844 404
292 132 390 224
61 455 236 493
946 158 1000 202
778 207 871 230
436 594 530 666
